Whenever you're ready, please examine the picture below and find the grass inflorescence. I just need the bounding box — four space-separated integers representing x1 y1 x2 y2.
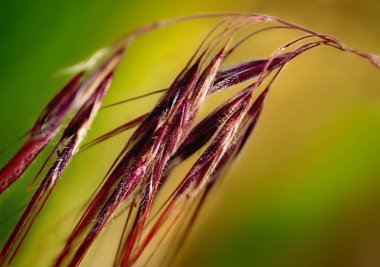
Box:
0 13 379 267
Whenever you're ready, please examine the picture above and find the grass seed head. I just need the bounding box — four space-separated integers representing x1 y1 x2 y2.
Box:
0 13 379 267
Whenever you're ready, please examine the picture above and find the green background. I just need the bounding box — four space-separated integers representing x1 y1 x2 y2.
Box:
1 0 380 266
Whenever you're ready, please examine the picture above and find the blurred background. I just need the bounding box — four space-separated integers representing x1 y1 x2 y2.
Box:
1 0 380 266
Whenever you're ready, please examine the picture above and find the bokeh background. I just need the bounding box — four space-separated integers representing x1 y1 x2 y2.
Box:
1 0 380 266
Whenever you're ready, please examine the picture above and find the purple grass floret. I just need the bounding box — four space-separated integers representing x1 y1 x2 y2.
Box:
0 73 114 266
0 73 83 194
0 48 125 195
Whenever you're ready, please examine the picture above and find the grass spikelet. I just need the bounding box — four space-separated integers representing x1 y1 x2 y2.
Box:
0 73 114 266
0 73 83 194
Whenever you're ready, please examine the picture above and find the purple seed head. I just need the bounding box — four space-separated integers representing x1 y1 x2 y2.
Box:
0 13 379 267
